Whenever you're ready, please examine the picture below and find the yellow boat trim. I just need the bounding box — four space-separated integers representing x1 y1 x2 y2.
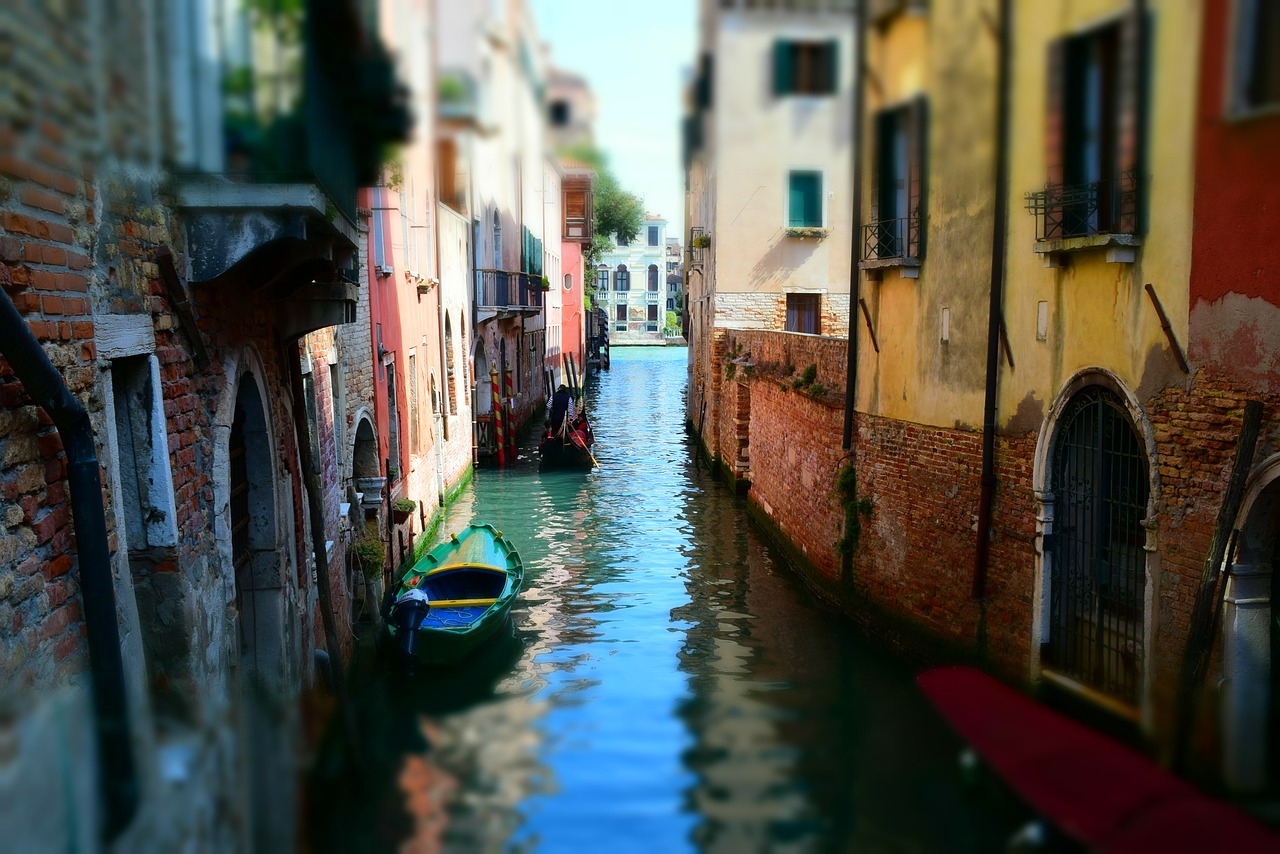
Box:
429 597 498 607
421 562 508 577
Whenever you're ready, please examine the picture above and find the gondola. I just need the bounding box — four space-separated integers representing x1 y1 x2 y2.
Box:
387 523 523 667
538 415 596 470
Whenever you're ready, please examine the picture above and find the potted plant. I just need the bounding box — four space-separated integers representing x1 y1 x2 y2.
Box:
541 275 552 291
784 226 830 239
692 233 711 249
392 498 416 523
352 522 384 570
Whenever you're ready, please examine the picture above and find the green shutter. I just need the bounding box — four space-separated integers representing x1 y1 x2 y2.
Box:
825 39 840 94
789 172 822 227
773 40 793 96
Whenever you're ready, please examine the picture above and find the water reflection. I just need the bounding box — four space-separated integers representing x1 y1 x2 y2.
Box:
311 347 1020 852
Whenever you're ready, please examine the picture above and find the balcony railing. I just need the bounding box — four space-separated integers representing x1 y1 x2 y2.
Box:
476 268 544 312
862 213 922 262
1024 172 1139 242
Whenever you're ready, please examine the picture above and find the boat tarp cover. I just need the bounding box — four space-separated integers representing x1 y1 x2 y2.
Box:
916 667 1277 851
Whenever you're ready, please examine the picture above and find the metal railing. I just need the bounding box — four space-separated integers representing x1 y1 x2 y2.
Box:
862 213 922 261
475 269 544 312
1024 172 1139 242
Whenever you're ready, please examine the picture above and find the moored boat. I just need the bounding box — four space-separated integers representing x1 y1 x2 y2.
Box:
387 523 523 667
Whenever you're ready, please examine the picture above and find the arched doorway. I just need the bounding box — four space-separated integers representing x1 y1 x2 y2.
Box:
228 372 289 851
1222 455 1280 791
352 415 378 482
1043 385 1149 706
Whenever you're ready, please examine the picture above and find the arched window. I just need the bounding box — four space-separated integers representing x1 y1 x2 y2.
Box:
647 264 659 291
1046 386 1148 705
596 266 608 291
616 264 630 291
444 313 457 413
492 207 502 269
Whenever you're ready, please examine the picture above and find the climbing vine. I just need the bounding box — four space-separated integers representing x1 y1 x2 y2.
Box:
835 460 873 556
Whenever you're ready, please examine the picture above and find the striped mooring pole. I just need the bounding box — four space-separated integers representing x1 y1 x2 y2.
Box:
490 365 504 467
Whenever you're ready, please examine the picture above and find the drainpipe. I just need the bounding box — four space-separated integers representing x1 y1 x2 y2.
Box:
973 0 1013 599
0 289 139 842
841 0 866 451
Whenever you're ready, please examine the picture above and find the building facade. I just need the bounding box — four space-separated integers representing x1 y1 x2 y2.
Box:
1 0 408 848
595 215 671 343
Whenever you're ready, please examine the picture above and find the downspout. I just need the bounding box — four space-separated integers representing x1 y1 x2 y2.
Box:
430 0 453 467
841 1 866 451
973 0 1013 599
0 289 139 842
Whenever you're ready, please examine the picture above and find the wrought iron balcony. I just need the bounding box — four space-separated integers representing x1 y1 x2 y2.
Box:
1024 172 1139 242
862 213 922 262
475 269 544 314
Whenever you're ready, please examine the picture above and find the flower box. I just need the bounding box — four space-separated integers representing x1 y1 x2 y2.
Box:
784 227 830 239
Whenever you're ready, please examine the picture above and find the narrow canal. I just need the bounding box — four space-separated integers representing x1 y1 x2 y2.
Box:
310 346 1027 852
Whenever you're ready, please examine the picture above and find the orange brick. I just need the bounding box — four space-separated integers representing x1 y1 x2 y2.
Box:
20 186 65 215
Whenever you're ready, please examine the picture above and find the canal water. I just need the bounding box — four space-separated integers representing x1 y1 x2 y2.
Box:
310 346 1027 852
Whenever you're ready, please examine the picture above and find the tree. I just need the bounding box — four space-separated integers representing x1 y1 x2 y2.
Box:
562 143 645 274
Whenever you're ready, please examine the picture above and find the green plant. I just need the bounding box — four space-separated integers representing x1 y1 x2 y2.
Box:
835 461 873 556
352 522 384 568
725 361 737 379
809 381 826 396
792 363 817 389
541 276 551 291
393 498 416 514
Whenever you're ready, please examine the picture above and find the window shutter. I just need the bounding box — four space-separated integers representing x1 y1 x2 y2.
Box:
806 174 823 227
1115 7 1147 234
1045 37 1067 192
870 111 889 229
788 173 803 227
773 40 793 96
825 40 840 94
907 96 928 258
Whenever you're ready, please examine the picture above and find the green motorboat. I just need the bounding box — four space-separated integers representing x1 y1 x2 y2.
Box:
387 523 524 667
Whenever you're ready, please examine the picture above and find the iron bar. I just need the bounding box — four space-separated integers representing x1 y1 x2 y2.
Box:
1144 283 1189 373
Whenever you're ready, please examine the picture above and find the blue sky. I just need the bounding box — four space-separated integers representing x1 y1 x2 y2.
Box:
531 0 696 237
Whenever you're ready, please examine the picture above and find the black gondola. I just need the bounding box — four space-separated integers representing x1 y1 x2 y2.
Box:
539 415 595 470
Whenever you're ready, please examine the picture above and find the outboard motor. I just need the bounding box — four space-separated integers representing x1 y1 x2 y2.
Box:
392 588 431 665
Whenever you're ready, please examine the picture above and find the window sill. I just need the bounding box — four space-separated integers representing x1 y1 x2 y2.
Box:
1033 233 1141 265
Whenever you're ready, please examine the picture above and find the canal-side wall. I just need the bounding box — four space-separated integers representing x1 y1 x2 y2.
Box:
705 329 1037 682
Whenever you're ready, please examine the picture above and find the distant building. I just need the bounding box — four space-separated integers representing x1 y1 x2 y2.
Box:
595 215 670 343
665 237 685 329
546 67 597 152
684 0 856 444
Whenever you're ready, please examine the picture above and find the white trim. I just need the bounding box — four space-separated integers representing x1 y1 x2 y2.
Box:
783 166 829 230
1030 367 1162 732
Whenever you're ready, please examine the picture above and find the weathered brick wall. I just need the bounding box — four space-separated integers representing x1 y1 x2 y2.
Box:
1144 372 1280 747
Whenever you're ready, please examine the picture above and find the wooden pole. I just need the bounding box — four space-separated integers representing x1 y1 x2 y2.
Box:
490 366 504 466
287 345 362 782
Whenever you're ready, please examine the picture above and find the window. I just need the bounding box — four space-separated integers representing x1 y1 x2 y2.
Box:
647 226 659 246
564 273 573 291
616 304 627 322
408 352 419 453
865 99 927 260
596 266 609 291
647 304 659 323
647 264 659 291
1028 17 1142 240
787 171 824 228
773 40 839 96
615 264 630 291
1233 0 1280 113
386 360 400 481
549 99 570 126
372 187 389 272
492 208 502 269
1045 386 1148 705
110 354 177 550
565 189 588 239
301 366 321 471
785 294 821 334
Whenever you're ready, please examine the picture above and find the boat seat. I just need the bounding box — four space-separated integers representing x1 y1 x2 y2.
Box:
428 597 497 607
